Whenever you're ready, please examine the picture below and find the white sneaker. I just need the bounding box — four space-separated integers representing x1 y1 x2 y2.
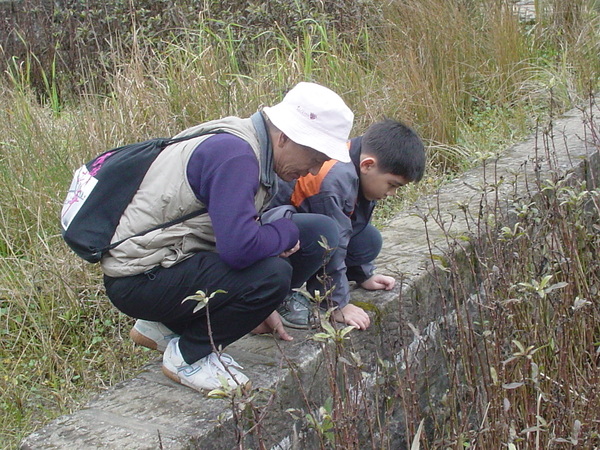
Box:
130 319 179 352
162 338 250 392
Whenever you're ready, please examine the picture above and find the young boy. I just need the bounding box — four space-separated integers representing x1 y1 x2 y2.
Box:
271 119 426 330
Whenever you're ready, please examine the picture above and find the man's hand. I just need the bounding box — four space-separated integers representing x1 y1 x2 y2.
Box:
251 310 293 341
331 303 371 330
360 274 395 291
279 240 300 258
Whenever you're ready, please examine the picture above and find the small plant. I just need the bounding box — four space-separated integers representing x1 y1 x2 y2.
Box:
207 381 275 449
181 289 227 313
311 310 356 346
516 275 568 299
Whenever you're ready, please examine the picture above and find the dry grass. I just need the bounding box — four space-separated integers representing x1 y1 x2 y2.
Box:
414 111 600 448
0 0 599 447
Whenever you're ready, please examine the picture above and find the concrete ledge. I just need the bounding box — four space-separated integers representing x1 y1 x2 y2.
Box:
21 100 599 449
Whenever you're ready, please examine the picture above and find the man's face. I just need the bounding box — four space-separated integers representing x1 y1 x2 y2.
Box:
273 134 330 182
360 157 410 201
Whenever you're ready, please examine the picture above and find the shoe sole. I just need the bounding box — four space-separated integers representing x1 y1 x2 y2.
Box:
129 327 160 351
161 365 185 385
161 365 211 394
161 365 252 393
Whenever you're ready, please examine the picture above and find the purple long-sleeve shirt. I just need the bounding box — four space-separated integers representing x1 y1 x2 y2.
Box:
186 133 298 269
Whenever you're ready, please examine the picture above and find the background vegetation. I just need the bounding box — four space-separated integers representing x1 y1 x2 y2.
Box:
408 128 600 448
0 0 598 447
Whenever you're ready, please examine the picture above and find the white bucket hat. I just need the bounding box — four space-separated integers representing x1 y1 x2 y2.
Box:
263 82 353 163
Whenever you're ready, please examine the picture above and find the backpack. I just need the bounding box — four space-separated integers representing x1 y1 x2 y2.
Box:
60 132 216 263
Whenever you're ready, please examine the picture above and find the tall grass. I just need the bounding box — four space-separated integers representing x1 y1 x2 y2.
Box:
0 0 599 447
410 109 600 448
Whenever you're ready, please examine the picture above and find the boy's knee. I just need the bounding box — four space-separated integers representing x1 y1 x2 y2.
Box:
348 224 382 262
295 213 340 250
365 225 382 255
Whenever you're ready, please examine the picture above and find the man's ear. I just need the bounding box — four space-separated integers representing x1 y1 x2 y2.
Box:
276 132 290 147
359 156 377 174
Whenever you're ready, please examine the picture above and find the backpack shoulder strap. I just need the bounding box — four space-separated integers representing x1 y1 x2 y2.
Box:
99 207 208 257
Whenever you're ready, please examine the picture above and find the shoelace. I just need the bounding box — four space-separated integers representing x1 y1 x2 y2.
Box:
290 292 312 309
208 353 244 371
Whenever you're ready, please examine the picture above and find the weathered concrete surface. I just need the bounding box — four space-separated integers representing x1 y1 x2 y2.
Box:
21 99 599 449
512 0 537 23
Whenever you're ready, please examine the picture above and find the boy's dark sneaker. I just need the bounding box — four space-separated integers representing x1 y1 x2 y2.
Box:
277 291 318 329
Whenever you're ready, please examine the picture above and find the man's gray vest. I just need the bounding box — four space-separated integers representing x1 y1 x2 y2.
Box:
101 114 274 277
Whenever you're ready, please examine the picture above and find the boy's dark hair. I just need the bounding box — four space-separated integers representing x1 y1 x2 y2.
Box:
361 119 426 182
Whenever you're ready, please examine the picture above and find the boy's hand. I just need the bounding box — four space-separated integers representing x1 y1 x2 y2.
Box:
360 274 396 291
251 311 294 341
331 304 371 330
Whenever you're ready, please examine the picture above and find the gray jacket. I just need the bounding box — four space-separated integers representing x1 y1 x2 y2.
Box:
268 137 376 307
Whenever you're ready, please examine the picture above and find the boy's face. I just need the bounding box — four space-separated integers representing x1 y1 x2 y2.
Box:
359 157 410 201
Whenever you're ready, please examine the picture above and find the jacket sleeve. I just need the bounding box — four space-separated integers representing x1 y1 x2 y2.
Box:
188 135 299 269
300 164 359 308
